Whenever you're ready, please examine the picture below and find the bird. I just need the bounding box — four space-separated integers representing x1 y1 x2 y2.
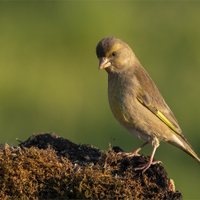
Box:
96 36 200 173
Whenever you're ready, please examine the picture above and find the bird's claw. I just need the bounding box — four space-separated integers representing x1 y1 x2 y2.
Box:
134 160 162 173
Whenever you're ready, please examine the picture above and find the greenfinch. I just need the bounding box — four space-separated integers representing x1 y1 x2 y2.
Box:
96 36 200 173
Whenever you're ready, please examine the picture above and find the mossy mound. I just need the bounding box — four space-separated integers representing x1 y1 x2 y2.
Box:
0 133 182 199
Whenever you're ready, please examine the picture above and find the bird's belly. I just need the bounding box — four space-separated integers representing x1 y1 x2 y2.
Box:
125 126 153 142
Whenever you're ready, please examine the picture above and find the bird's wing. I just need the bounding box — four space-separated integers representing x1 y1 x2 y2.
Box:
137 90 182 134
135 65 182 136
135 65 196 151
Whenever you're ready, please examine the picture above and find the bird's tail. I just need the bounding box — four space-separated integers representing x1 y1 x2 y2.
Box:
168 135 200 165
183 144 200 165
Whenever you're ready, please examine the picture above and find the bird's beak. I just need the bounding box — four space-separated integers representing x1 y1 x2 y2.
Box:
98 57 111 70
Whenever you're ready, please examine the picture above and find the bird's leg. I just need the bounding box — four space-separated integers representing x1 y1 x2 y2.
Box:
134 145 162 173
119 141 149 157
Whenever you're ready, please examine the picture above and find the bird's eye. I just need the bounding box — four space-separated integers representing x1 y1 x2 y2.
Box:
112 52 116 56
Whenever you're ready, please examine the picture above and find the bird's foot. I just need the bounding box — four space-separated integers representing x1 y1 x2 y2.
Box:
118 142 149 157
134 160 162 173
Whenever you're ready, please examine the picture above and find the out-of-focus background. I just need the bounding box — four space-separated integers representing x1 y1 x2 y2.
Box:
0 2 200 198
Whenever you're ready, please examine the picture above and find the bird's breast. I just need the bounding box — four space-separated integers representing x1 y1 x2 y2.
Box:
108 74 135 126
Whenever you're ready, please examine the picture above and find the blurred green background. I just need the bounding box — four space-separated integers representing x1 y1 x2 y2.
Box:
1 2 200 198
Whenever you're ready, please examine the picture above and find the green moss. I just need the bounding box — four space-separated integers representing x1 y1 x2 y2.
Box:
0 133 182 199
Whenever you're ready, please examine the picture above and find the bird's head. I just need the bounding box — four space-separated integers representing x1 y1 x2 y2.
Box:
96 37 136 73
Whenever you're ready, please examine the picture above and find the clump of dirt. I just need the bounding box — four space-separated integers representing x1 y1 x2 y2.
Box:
0 132 182 199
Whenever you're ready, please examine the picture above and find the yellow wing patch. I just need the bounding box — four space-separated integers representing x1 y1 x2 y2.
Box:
137 97 143 104
137 96 179 133
156 111 178 133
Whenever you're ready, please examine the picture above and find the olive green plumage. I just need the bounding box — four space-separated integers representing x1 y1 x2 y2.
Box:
96 36 200 173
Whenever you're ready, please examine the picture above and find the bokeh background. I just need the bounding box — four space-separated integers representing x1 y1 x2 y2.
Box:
1 2 200 198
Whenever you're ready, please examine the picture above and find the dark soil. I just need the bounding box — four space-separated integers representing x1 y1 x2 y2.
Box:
0 132 182 199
